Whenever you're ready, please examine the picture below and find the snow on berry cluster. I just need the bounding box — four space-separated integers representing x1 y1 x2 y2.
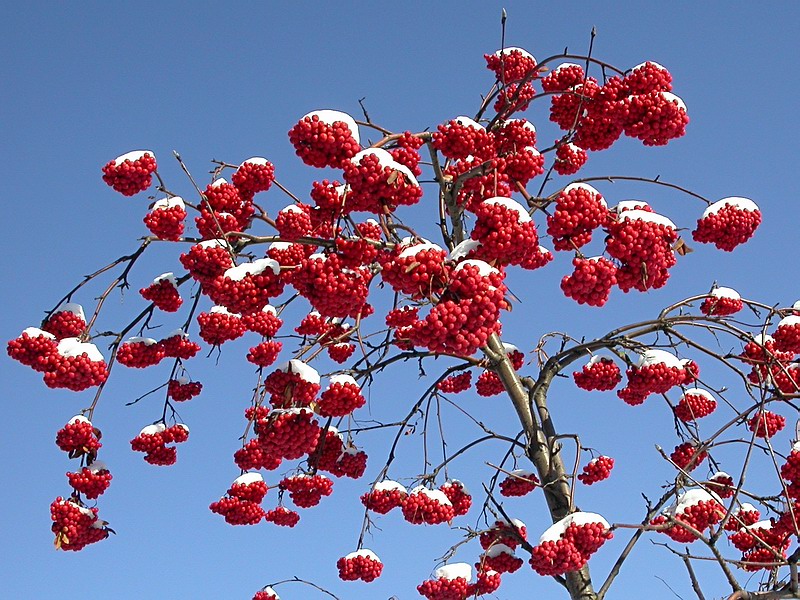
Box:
546 183 609 251
673 388 717 421
288 110 361 168
499 469 539 497
700 286 743 316
317 375 365 417
101 150 157 196
577 456 614 485
337 549 384 582
56 415 102 459
50 497 110 551
560 256 617 306
143 197 186 240
342 148 423 213
280 473 333 508
67 461 112 499
692 197 761 252
361 480 408 514
529 512 612 576
43 338 109 392
402 486 456 525
617 349 691 405
264 360 320 408
42 303 87 340
470 197 542 267
232 157 275 194
130 422 189 466
379 239 450 299
651 489 724 543
573 356 622 391
139 273 182 312
210 473 269 525
167 376 203 401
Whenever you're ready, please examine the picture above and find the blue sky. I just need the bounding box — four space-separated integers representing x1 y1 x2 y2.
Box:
3 2 800 599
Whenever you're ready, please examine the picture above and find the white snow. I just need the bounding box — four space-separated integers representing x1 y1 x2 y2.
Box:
139 423 167 436
240 157 269 167
493 47 535 62
777 315 800 328
113 150 152 165
176 375 190 385
88 460 108 473
619 209 676 229
373 480 407 493
485 543 515 557
22 327 55 339
452 116 484 130
660 92 687 112
58 303 86 322
793 300 800 311
279 204 305 215
539 512 610 543
614 200 650 213
553 62 582 73
502 343 520 355
453 259 499 277
444 479 470 495
153 197 185 210
505 118 536 133
710 286 740 300
710 471 731 481
304 110 360 145
681 388 715 402
165 328 188 340
563 182 602 200
328 374 358 388
56 338 104 362
666 489 722 517
510 469 535 479
210 178 228 188
68 415 90 425
409 485 452 506
398 241 445 259
737 503 758 515
745 520 773 531
151 272 177 287
233 472 264 486
434 562 472 582
260 304 278 316
278 359 320 385
125 336 158 346
224 258 280 281
631 61 667 72
199 239 232 250
269 241 293 251
637 348 682 369
484 196 532 222
344 549 380 561
702 197 759 217
350 148 419 186
449 239 481 261
210 306 240 317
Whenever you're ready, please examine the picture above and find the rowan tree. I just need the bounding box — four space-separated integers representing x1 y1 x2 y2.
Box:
8 22 799 600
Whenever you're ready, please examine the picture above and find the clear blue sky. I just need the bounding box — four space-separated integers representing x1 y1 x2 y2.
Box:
3 2 800 599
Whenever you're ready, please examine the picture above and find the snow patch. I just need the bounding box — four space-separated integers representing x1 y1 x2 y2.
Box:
57 338 104 362
57 303 86 322
631 60 667 72
563 182 602 200
210 178 228 188
398 241 444 259
125 336 158 346
484 196 532 222
660 92 686 112
453 116 483 130
344 548 380 561
210 305 241 317
453 259 499 277
409 485 452 506
240 157 269 167
305 110 360 145
680 388 715 402
710 286 740 300
22 327 55 339
373 480 407 493
328 374 358 388
619 209 676 229
224 258 280 281
434 562 472 582
139 423 167 436
637 348 682 369
153 197 185 210
68 415 90 425
233 472 264 486
778 315 800 328
449 239 481 261
539 512 610 543
493 47 535 62
113 150 152 165
278 359 320 385
703 197 759 217
485 543 515 558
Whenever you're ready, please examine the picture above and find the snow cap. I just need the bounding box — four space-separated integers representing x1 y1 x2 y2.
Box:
619 209 676 229
56 338 104 362
22 327 55 339
304 110 360 144
278 359 320 385
344 548 380 561
224 258 280 281
113 150 153 165
373 480 407 493
637 348 682 369
449 239 481 261
153 197 185 210
409 486 452 506
484 196 532 223
434 562 472 582
328 374 358 388
539 512 610 543
139 422 167 436
703 197 759 217
56 303 86 322
233 472 264 486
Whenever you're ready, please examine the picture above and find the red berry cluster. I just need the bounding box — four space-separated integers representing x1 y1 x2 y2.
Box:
470 197 541 266
480 519 527 550
499 469 539 497
275 204 313 240
342 148 423 213
242 305 283 337
232 158 275 194
485 47 538 83
700 287 743 316
50 497 109 551
167 377 203 402
560 257 617 307
206 259 284 315
390 132 424 176
246 340 282 368
692 197 762 252
773 316 800 353
529 514 612 576
159 330 201 360
210 473 269 525
139 273 182 312
280 474 333 508
196 178 254 239
606 210 677 293
101 150 157 196
440 480 472 516
437 372 472 393
264 360 320 408
475 370 505 396
197 307 246 346
573 357 621 391
43 338 109 392
433 117 495 161
747 410 786 439
670 442 707 472
706 472 735 499
288 110 361 168
264 506 300 527
577 456 614 485
7 327 58 372
180 240 234 284
56 416 102 459
143 197 186 241
417 564 473 600
554 142 588 175
730 520 792 571
546 183 609 251
292 254 370 319
67 461 112 499
252 588 280 600
130 423 189 466
379 241 449 298
43 304 87 339
116 337 165 368
479 545 522 574
318 375 365 417
361 480 408 514
248 407 321 464
617 349 688 405
402 486 455 525
337 549 384 582
674 389 717 422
